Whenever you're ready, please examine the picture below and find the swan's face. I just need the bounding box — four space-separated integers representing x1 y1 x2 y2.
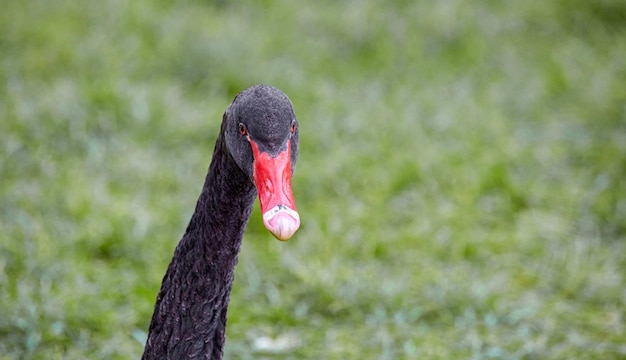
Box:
223 85 300 241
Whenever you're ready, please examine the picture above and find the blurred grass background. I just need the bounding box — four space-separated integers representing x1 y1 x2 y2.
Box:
1 0 625 359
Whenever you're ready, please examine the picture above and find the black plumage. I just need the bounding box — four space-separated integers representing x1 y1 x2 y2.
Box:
142 85 300 359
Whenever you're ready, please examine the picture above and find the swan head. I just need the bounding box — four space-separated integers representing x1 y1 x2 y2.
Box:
223 85 300 241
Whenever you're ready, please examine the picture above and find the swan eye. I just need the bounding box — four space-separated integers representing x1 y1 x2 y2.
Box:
238 123 247 136
290 121 297 133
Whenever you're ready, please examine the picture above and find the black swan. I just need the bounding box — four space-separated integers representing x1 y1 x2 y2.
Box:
142 85 300 359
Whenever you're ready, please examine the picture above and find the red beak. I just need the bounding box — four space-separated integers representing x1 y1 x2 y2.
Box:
249 138 300 241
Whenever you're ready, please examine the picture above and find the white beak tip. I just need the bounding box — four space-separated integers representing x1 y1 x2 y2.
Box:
263 206 300 241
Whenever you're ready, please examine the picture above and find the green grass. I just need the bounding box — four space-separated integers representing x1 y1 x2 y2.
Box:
1 0 625 359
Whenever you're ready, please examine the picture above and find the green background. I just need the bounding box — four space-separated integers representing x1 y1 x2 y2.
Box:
1 0 625 359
